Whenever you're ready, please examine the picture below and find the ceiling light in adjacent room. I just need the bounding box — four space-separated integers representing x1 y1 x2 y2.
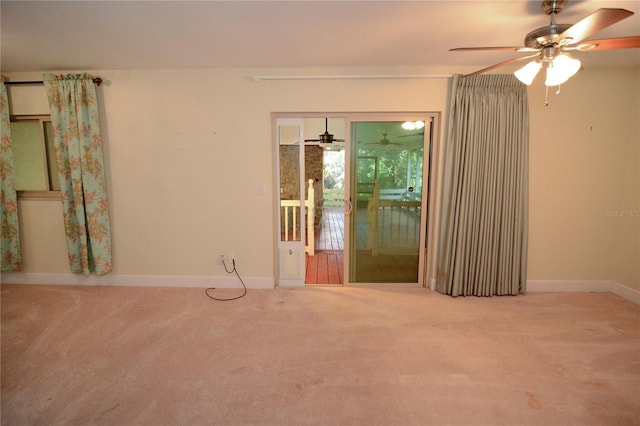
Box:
402 121 425 130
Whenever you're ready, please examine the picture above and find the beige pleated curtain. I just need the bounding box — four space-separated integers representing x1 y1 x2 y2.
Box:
437 74 529 296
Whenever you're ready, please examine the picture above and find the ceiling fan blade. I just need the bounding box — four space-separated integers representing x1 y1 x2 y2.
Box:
558 8 634 45
463 53 540 77
450 46 531 52
574 36 640 51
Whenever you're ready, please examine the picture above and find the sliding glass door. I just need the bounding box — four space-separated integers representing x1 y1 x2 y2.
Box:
348 118 430 284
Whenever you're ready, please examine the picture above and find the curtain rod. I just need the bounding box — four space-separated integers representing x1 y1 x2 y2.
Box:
4 77 103 86
252 74 452 81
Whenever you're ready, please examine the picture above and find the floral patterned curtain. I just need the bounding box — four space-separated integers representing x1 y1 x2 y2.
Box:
0 77 22 271
44 73 112 275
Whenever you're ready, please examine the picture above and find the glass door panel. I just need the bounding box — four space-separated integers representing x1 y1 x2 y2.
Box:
349 120 426 283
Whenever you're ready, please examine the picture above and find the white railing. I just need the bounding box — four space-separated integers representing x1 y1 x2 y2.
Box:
281 179 315 255
323 188 344 206
367 180 421 256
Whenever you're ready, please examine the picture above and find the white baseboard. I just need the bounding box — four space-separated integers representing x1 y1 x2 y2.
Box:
527 280 612 293
527 280 640 304
2 274 637 304
0 272 274 290
610 281 640 305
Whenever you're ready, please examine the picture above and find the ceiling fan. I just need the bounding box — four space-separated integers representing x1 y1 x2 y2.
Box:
304 118 344 145
361 133 402 148
399 131 424 138
450 0 640 87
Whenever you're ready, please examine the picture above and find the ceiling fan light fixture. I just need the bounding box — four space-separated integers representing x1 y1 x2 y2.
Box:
544 53 581 86
514 60 542 85
401 121 425 130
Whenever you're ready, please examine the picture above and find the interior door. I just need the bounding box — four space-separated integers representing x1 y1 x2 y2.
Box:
276 118 306 286
348 118 430 284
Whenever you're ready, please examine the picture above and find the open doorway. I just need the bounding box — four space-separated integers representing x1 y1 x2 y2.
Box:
306 147 345 285
274 116 347 286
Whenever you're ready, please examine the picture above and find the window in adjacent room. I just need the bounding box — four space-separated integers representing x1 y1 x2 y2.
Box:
10 115 60 198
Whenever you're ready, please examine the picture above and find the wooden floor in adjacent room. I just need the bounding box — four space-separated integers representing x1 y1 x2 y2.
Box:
305 250 343 285
315 206 344 252
307 206 344 285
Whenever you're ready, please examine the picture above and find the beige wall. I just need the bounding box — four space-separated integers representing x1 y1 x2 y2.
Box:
4 66 639 291
4 68 449 283
527 67 639 291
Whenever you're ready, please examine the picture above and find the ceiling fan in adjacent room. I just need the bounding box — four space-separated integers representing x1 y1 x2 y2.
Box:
450 0 640 93
304 118 345 147
361 133 403 148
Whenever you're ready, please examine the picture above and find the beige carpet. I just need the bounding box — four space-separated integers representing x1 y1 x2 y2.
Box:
1 284 639 426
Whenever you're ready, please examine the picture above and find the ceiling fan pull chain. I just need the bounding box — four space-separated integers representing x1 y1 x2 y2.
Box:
545 85 550 106
556 84 562 95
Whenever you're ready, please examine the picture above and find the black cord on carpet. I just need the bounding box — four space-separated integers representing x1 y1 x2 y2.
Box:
205 259 247 301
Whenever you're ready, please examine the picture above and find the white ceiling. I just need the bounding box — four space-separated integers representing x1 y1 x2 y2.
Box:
2 0 639 73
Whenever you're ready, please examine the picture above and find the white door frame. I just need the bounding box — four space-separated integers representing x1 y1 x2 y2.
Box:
274 117 307 287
